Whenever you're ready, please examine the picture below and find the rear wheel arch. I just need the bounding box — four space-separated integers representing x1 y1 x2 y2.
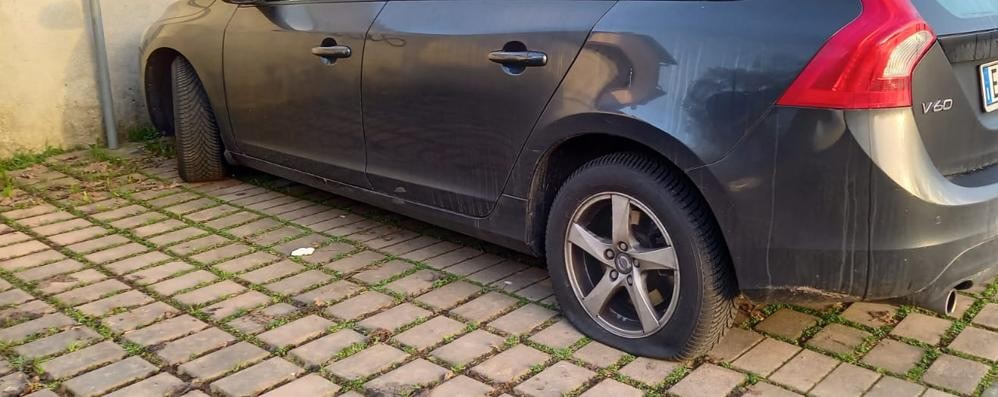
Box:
144 48 184 135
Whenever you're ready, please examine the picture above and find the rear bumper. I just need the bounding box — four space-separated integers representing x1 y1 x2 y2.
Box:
699 107 998 304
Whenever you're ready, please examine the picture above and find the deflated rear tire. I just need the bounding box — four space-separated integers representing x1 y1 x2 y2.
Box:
546 152 737 360
171 57 227 182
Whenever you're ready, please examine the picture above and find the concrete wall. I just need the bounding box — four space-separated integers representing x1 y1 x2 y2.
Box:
0 0 173 158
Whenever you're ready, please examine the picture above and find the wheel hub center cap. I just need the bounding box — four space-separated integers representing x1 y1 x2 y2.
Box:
614 254 634 274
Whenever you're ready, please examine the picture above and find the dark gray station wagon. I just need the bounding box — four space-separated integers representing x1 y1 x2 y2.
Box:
142 0 998 358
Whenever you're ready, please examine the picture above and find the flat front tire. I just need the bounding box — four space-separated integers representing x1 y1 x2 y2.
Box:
171 57 227 182
546 152 737 359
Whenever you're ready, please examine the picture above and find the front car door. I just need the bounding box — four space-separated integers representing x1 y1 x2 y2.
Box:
362 0 615 216
224 0 385 187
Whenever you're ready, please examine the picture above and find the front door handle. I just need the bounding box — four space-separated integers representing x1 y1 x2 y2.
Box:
312 45 352 60
488 50 548 67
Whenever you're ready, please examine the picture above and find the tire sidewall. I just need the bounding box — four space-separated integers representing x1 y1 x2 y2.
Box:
546 159 708 359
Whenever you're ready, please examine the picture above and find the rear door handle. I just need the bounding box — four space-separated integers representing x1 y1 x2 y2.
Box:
488 50 547 67
312 45 352 59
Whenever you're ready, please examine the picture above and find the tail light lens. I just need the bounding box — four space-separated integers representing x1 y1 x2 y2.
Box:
777 0 935 109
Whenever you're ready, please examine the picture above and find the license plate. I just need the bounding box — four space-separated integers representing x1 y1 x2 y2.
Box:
980 60 998 112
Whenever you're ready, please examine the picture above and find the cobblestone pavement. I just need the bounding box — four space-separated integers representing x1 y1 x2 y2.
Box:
0 145 994 397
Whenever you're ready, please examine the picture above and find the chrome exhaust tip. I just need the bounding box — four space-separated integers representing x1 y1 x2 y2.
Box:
884 289 957 316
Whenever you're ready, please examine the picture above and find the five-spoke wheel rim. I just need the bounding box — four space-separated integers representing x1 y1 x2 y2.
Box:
564 192 681 338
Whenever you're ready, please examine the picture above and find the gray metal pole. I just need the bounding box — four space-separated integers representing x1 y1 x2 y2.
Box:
86 0 118 149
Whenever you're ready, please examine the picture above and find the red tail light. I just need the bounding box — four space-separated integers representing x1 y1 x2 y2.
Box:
777 0 935 109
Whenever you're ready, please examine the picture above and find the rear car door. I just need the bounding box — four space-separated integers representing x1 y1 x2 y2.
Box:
224 1 385 187
362 0 615 216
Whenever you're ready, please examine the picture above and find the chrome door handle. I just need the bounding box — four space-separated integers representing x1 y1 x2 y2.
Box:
487 50 548 67
312 45 352 59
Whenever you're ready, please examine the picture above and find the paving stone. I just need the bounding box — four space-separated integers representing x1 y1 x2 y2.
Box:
451 291 518 323
148 191 199 207
293 279 362 307
170 235 232 256
210 357 303 397
108 212 166 230
0 289 33 306
0 300 56 324
492 267 547 292
178 342 270 383
33 218 93 237
1 249 65 271
84 243 147 264
239 261 304 284
227 218 283 238
48 226 108 246
202 290 271 320
265 270 332 295
472 344 548 383
731 337 801 376
365 358 449 395
124 314 208 346
14 326 101 359
467 260 528 284
189 243 253 264
580 379 643 397
742 382 804 397
0 231 32 248
431 329 503 366
165 198 217 215
258 315 332 349
247 226 307 246
416 280 480 310
271 233 331 255
105 251 172 275
0 313 74 343
150 270 217 297
708 327 764 362
206 212 261 229
352 260 413 285
860 338 925 374
327 344 409 381
381 235 440 256
39 340 125 380
864 376 926 397
325 291 395 320
973 303 998 329
325 250 386 274
617 357 679 386
395 316 466 351
3 205 56 220
514 361 593 397
574 341 626 368
428 375 493 397
297 243 355 266
104 372 187 397
385 269 445 296
755 309 819 340
287 208 346 227
76 290 154 317
529 319 585 349
103 302 180 333
52 279 130 306
261 373 340 397
0 372 28 396
175 280 246 306
61 356 158 397
948 294 974 320
489 304 556 335
20 211 75 227
125 261 193 285
446 254 505 276
92 205 147 221
214 251 280 274
423 247 482 269
289 329 366 369
226 303 300 335
132 219 186 238
810 363 880 397
64 234 129 254
38 269 108 295
358 303 431 331
805 323 870 355
313 214 368 234
0 240 48 261
361 228 420 249
922 354 991 395
148 227 208 247
890 313 951 345
769 349 839 392
14 259 84 282
948 326 998 361
157 327 237 365
669 363 744 397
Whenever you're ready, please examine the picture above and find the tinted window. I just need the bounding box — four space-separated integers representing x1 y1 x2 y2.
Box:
913 0 998 35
